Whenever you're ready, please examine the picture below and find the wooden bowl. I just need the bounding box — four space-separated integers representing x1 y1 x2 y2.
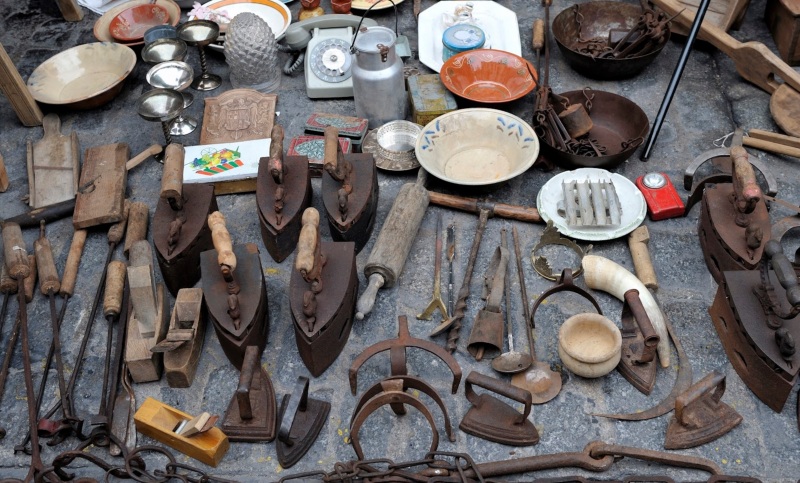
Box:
109 4 170 42
94 0 181 46
415 108 539 186
439 49 537 103
558 313 621 378
27 42 137 110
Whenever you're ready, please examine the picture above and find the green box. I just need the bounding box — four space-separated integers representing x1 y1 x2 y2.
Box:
407 74 458 127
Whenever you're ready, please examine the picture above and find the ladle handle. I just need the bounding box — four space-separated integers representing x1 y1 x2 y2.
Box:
674 370 725 426
208 211 236 272
464 371 532 423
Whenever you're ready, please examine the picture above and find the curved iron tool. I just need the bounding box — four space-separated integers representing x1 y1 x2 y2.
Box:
349 315 462 395
683 147 777 196
586 440 722 475
530 269 602 328
594 303 692 421
531 221 588 281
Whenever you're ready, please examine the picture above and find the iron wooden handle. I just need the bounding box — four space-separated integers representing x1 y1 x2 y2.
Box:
161 144 184 210
0 263 17 295
124 202 149 257
464 371 532 423
674 370 725 426
104 260 127 319
208 211 236 272
34 223 60 295
269 125 284 185
295 208 320 277
730 146 761 214
532 19 544 52
622 289 659 364
2 222 29 280
22 255 36 303
60 229 86 297
323 126 341 174
765 240 800 307
107 200 131 245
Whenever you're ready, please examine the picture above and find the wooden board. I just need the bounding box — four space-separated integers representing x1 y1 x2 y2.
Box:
26 113 80 208
669 0 751 36
0 152 8 192
0 43 42 127
55 0 83 21
200 89 276 145
770 84 800 137
73 143 128 229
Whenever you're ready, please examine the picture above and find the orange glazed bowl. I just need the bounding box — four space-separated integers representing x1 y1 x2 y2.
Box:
439 49 537 103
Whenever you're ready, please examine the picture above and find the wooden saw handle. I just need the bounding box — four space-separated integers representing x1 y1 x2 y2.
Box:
161 144 184 210
104 260 127 318
34 223 60 295
295 208 320 277
60 229 87 297
2 222 29 280
208 211 236 272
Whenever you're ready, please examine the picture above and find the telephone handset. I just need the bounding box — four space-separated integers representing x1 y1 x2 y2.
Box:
282 14 378 99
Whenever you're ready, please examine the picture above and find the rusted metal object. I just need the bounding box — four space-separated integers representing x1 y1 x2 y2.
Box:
350 376 455 460
221 345 277 442
257 125 312 263
276 376 329 468
531 220 588 281
321 126 379 254
771 215 800 276
709 240 800 412
416 213 448 322
460 371 539 446
200 212 269 370
617 289 660 395
154 144 218 297
349 315 462 395
664 370 742 449
289 208 357 377
467 241 509 361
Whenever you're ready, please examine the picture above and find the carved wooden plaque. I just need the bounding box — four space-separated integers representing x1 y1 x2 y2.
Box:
200 89 277 145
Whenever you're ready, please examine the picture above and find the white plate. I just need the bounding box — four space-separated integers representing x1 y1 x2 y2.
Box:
189 0 292 52
536 168 646 241
418 0 521 72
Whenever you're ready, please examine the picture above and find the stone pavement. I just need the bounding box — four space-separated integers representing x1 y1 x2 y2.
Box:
1 0 799 480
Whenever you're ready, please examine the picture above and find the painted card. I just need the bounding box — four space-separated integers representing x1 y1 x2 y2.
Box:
183 138 270 184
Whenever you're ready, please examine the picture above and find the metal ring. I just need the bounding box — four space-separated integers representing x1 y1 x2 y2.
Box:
531 220 588 281
125 445 177 483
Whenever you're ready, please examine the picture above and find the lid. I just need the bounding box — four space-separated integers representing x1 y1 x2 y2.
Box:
442 24 485 52
353 26 397 53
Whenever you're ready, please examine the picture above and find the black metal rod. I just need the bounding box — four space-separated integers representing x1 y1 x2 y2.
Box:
640 0 712 161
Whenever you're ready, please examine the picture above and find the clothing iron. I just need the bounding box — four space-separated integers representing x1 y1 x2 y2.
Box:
617 289 660 395
276 376 330 468
221 345 277 442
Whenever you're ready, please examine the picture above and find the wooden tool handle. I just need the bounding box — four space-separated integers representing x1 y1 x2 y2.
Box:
2 222 29 280
107 200 131 245
3 198 76 229
23 254 36 303
0 263 17 294
60 229 86 297
41 113 61 137
730 146 762 209
34 224 60 295
208 211 236 272
749 129 800 149
356 273 385 320
161 144 184 208
295 208 320 276
492 202 541 223
628 226 658 289
651 0 736 52
124 202 149 256
269 125 284 184
675 371 725 425
104 260 127 318
324 126 340 172
743 136 800 159
427 192 542 223
532 19 544 51
126 144 163 171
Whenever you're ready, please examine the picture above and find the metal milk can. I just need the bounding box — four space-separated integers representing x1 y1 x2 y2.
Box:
351 25 407 128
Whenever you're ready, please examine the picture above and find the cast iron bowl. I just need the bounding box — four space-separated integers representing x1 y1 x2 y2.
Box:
539 90 648 169
552 1 670 80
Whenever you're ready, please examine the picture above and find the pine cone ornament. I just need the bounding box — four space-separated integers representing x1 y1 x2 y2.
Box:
224 12 280 92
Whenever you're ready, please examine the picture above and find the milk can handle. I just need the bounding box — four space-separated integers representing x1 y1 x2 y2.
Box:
349 0 399 53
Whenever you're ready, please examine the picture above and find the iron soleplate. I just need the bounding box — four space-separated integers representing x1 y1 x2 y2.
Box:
276 393 330 468
459 394 539 446
322 153 378 254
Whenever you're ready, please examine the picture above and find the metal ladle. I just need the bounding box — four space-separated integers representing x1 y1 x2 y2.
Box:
491 227 533 374
510 226 562 403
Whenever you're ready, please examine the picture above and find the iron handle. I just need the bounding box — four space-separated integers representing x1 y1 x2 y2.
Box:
236 346 260 421
622 289 659 364
730 146 761 216
295 208 321 281
278 376 310 445
464 371 532 423
269 125 285 185
674 370 725 427
765 240 800 307
208 211 237 273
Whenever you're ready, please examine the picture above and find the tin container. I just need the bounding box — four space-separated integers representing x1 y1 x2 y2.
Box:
352 26 407 129
407 74 457 126
441 24 485 62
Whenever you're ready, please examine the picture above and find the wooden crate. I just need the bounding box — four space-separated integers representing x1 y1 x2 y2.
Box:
765 0 800 65
668 0 751 36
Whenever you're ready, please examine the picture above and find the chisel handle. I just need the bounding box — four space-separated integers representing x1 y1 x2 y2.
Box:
2 223 29 280
23 255 36 303
60 229 86 297
34 223 60 295
104 260 127 319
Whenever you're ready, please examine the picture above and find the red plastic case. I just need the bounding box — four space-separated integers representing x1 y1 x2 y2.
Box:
635 173 685 221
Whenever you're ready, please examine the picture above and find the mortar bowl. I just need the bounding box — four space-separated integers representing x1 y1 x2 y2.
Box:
558 312 621 378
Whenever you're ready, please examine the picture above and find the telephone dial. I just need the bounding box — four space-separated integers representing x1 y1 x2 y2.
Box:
282 14 378 99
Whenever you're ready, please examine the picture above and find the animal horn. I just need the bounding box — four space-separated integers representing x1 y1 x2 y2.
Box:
582 255 670 367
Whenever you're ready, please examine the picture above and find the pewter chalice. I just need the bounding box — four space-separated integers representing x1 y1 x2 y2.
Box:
146 61 197 135
137 89 185 160
141 38 188 64
177 20 221 91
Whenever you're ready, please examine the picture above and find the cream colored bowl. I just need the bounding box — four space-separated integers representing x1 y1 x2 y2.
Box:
415 108 539 186
558 312 622 378
27 42 136 110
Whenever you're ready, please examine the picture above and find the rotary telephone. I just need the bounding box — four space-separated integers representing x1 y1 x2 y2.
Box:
282 14 378 99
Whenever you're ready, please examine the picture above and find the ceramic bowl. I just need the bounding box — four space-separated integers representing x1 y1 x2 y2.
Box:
144 24 177 45
440 49 537 103
94 0 181 46
415 108 539 186
27 42 137 110
558 313 621 378
552 1 670 80
109 4 170 42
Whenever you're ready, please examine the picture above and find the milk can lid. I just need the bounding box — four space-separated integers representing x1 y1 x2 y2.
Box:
353 26 397 53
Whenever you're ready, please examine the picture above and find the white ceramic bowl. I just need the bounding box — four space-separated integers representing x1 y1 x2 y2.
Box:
27 42 137 110
415 108 539 186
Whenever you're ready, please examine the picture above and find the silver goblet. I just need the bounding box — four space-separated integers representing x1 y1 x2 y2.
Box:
146 61 197 136
177 20 222 91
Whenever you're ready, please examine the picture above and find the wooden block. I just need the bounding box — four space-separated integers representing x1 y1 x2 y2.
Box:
0 152 8 192
200 89 276 145
126 283 168 383
765 0 800 65
179 412 212 437
27 113 80 208
0 43 43 127
669 0 752 36
134 397 229 467
55 0 83 21
73 143 128 229
164 288 206 388
407 74 458 127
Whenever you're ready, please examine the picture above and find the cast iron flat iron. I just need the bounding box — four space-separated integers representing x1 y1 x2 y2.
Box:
290 208 357 377
664 370 742 449
200 211 269 370
154 144 218 297
617 289 660 395
685 130 770 283
221 345 277 442
257 125 312 263
321 126 378 254
459 371 539 446
709 240 800 412
276 376 330 468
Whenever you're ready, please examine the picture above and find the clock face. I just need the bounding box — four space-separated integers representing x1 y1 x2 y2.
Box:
309 38 353 83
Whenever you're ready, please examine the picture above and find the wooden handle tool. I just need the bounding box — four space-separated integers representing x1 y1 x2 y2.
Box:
208 211 236 272
126 144 163 171
295 208 320 279
124 202 149 257
323 126 340 174
104 260 127 319
34 223 60 296
108 200 131 246
2 223 30 280
731 145 762 213
428 191 542 223
743 129 800 158
161 144 184 210
268 125 284 185
0 263 17 295
22 255 36 303
628 226 658 290
60 229 86 298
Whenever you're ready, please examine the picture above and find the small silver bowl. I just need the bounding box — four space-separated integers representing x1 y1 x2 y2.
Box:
142 38 187 64
144 24 177 45
146 61 194 92
363 121 423 171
